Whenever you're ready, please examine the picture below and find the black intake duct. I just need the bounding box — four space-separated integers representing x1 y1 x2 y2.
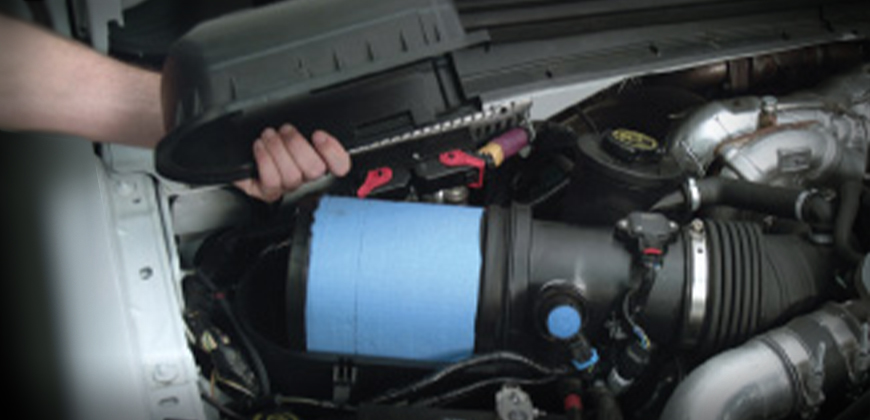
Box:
284 199 834 361
479 205 832 354
235 198 834 398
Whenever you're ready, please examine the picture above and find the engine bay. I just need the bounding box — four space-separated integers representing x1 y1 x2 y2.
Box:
173 41 870 420
9 1 870 419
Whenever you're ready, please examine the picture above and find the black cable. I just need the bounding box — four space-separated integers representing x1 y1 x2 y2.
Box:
196 273 272 397
367 351 568 404
621 287 651 350
576 107 600 135
413 375 559 407
273 395 357 411
622 260 659 345
529 177 571 207
201 392 247 420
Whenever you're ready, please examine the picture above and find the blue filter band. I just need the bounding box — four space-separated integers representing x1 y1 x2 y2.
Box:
305 196 484 362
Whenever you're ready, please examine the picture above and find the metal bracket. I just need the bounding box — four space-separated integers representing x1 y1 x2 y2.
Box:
332 359 358 405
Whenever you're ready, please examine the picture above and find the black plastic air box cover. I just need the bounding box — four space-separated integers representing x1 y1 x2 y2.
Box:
156 0 486 184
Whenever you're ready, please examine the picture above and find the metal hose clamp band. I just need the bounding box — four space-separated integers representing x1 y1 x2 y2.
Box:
682 220 709 347
687 178 702 212
794 189 817 223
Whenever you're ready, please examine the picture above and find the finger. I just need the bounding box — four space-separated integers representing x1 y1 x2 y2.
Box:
279 124 327 181
311 130 352 177
234 177 267 201
261 127 303 191
252 136 284 202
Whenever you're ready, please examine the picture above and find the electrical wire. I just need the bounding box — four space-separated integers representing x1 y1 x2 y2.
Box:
367 351 568 404
196 273 272 397
212 369 257 398
201 392 247 420
529 177 571 207
275 395 356 411
577 107 600 135
621 288 651 350
413 375 559 407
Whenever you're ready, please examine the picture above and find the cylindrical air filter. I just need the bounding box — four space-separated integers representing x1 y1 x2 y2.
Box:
304 196 484 362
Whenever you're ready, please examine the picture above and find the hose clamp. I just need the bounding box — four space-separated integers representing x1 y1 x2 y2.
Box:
686 178 702 212
761 326 825 418
682 220 709 347
794 189 817 222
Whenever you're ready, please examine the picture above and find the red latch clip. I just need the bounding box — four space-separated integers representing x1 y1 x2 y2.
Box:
564 393 583 412
642 247 663 256
439 149 486 188
356 167 393 198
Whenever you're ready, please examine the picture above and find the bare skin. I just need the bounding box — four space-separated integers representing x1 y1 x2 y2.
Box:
236 125 351 202
0 14 350 202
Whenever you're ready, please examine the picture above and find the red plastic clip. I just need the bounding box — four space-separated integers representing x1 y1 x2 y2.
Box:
356 167 393 198
642 247 664 256
439 149 486 188
564 394 583 411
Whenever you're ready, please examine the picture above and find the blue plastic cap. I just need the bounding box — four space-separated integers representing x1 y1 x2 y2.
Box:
546 304 582 340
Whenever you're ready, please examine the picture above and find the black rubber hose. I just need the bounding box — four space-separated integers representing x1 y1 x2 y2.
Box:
696 178 797 216
651 177 833 225
697 220 830 354
589 384 623 420
835 180 865 264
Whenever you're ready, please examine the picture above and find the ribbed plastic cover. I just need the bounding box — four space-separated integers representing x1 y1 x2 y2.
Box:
157 0 485 184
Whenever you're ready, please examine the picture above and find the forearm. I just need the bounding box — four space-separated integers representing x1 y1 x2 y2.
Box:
0 14 164 148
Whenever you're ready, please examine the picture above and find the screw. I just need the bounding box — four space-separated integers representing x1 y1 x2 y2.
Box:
761 95 778 112
616 219 629 231
139 267 153 280
114 180 136 197
690 219 704 233
153 363 179 384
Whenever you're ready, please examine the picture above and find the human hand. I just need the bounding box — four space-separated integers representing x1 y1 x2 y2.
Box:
234 124 351 202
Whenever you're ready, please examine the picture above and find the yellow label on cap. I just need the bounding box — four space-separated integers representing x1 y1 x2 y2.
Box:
612 129 659 151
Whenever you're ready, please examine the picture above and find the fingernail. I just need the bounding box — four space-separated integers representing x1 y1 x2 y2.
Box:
312 131 327 145
280 124 295 135
254 139 264 151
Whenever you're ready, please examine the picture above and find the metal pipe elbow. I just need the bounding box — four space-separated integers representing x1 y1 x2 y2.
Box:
662 301 870 420
659 340 795 420
667 65 870 185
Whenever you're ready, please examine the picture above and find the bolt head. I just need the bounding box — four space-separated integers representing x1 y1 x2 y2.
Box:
153 363 179 384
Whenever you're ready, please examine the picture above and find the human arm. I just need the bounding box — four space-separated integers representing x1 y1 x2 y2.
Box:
0 13 350 201
0 13 164 148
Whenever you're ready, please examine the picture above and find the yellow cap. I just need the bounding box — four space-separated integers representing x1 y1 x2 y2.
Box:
478 142 505 167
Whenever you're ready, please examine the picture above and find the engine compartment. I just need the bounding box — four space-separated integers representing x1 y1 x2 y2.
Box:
174 41 870 420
